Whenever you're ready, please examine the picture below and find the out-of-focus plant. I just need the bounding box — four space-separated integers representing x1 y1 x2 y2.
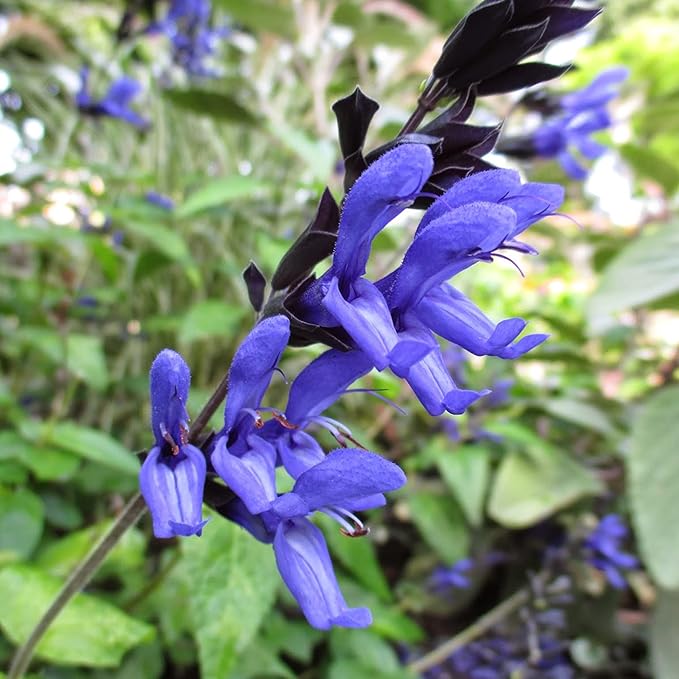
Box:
0 1 677 678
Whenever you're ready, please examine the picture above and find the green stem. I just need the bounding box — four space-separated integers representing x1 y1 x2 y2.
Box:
7 493 148 679
406 588 529 675
8 364 230 678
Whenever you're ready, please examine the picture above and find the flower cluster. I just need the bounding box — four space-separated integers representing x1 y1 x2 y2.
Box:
499 67 628 179
288 143 563 416
140 317 406 629
532 67 629 179
151 0 229 78
76 68 149 129
583 513 638 589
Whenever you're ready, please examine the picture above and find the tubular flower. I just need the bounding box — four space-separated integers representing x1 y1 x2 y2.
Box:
139 349 207 538
76 68 149 129
584 514 638 589
292 145 562 416
502 66 628 179
222 447 406 630
151 0 230 78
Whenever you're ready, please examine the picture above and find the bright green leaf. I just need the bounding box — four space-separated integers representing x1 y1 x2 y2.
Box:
0 564 154 667
176 176 268 218
587 222 679 335
628 385 679 588
437 446 490 527
488 447 602 528
0 488 44 559
180 512 279 679
178 299 246 344
41 423 139 476
408 491 468 563
66 334 109 390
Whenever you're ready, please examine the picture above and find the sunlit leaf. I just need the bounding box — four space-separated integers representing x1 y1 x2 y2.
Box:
0 564 154 667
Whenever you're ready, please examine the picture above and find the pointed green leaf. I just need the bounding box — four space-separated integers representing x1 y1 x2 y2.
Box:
587 222 679 335
628 385 679 588
0 564 154 667
179 512 279 679
176 176 268 218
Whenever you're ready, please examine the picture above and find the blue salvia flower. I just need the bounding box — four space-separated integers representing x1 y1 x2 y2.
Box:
153 0 230 78
210 318 406 629
222 447 406 630
139 350 208 538
76 68 149 129
294 143 562 416
430 557 474 590
145 191 175 211
533 67 629 179
584 514 638 589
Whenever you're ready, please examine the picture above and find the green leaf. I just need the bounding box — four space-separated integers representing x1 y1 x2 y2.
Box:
628 385 679 588
122 220 191 263
318 514 392 602
437 445 490 526
164 89 259 125
0 431 79 481
180 512 279 679
40 423 139 476
0 564 154 667
0 219 84 248
0 489 44 559
213 0 295 38
651 587 679 679
176 176 268 218
587 222 679 335
36 521 146 579
178 299 246 344
620 144 679 194
66 334 109 390
408 491 469 563
539 398 618 437
488 447 602 528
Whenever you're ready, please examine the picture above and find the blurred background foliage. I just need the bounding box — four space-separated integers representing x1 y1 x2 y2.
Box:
0 0 678 677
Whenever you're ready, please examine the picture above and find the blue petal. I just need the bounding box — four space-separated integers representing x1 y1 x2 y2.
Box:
332 144 433 282
224 315 290 432
220 497 276 544
574 135 607 160
105 77 142 106
139 444 207 538
416 169 521 236
388 203 516 312
322 276 401 371
415 285 548 359
285 349 373 427
401 344 488 416
557 150 588 180
273 517 372 630
273 448 406 515
277 430 326 479
211 434 277 514
149 349 191 450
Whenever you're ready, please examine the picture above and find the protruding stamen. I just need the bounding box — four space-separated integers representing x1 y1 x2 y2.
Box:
160 422 180 455
272 412 298 430
241 408 264 428
324 507 370 538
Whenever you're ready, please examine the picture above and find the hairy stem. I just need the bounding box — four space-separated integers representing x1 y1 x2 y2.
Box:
406 588 529 674
8 368 230 678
